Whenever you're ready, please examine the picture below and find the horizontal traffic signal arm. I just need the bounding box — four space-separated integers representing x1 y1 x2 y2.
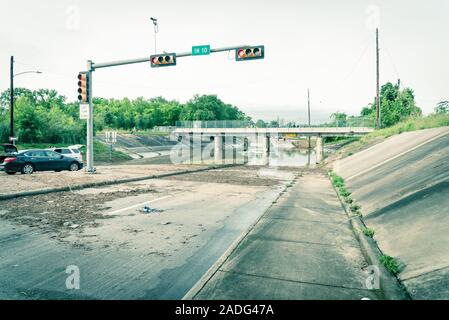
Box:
89 45 266 70
236 46 265 61
150 53 177 68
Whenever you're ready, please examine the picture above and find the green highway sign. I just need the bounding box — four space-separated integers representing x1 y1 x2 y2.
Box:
192 45 211 56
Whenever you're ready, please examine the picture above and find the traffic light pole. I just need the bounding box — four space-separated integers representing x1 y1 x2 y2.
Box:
83 44 257 172
10 56 14 143
86 61 94 172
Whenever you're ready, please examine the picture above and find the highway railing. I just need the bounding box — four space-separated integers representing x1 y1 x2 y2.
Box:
176 117 374 129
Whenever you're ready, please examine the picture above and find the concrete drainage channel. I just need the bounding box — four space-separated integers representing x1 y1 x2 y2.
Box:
329 173 411 300
0 164 240 201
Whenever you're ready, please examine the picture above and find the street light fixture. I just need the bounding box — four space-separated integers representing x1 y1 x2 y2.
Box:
9 55 42 144
14 70 42 77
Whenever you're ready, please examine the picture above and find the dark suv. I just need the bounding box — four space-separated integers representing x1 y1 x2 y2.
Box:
0 149 83 175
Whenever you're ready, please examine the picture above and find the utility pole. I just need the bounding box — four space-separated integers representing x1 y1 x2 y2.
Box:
10 56 14 143
9 56 41 145
307 88 311 149
376 28 381 129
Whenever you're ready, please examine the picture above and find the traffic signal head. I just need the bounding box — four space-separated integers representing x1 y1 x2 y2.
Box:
150 53 177 68
236 46 265 61
77 72 89 103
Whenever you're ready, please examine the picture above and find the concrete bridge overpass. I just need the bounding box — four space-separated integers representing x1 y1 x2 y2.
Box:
174 127 373 136
173 127 374 163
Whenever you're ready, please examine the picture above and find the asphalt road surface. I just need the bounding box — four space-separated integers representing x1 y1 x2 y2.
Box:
0 166 293 299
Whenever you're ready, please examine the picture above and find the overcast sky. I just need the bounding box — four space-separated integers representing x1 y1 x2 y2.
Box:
1 0 448 122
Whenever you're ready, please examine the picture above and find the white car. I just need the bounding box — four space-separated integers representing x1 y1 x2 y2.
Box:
48 145 83 162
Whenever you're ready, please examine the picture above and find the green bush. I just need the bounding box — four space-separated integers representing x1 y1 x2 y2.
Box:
339 186 351 198
362 227 375 238
380 255 400 275
330 172 345 188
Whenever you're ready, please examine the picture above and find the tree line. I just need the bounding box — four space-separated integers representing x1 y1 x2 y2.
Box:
0 89 248 144
331 82 425 127
0 83 446 144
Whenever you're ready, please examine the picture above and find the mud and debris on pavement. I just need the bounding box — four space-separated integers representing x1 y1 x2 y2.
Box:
0 164 295 299
0 164 207 196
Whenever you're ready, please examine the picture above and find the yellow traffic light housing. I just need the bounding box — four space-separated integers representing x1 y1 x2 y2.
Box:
236 46 265 61
77 72 89 103
150 53 177 68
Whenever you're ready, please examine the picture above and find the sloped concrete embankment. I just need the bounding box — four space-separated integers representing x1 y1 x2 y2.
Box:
334 127 449 299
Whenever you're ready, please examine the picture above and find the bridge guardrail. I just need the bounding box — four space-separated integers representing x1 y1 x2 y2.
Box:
176 117 374 129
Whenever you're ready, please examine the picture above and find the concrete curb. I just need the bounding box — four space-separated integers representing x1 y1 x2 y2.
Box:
0 164 239 201
329 173 411 300
182 171 302 300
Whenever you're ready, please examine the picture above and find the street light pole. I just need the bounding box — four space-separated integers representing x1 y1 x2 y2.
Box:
8 56 42 145
10 56 14 142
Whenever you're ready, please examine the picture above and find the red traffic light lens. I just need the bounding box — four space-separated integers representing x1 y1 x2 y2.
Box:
238 49 245 58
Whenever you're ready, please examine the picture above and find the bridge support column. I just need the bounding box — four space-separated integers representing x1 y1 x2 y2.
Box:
189 132 194 164
316 135 324 163
232 136 237 164
243 137 249 164
199 133 203 163
263 134 270 155
214 133 224 163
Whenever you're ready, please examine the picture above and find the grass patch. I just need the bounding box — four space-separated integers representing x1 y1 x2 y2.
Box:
329 172 345 187
368 113 449 139
92 141 132 163
329 171 362 215
17 143 68 150
362 227 375 238
338 186 351 198
380 255 400 275
333 113 449 160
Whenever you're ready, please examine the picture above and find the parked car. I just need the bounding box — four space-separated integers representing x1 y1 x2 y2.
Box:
48 145 83 162
0 144 18 164
0 149 83 175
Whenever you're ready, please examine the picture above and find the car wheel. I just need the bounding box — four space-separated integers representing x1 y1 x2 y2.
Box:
55 170 61 172
21 163 34 174
6 171 16 175
69 162 80 171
